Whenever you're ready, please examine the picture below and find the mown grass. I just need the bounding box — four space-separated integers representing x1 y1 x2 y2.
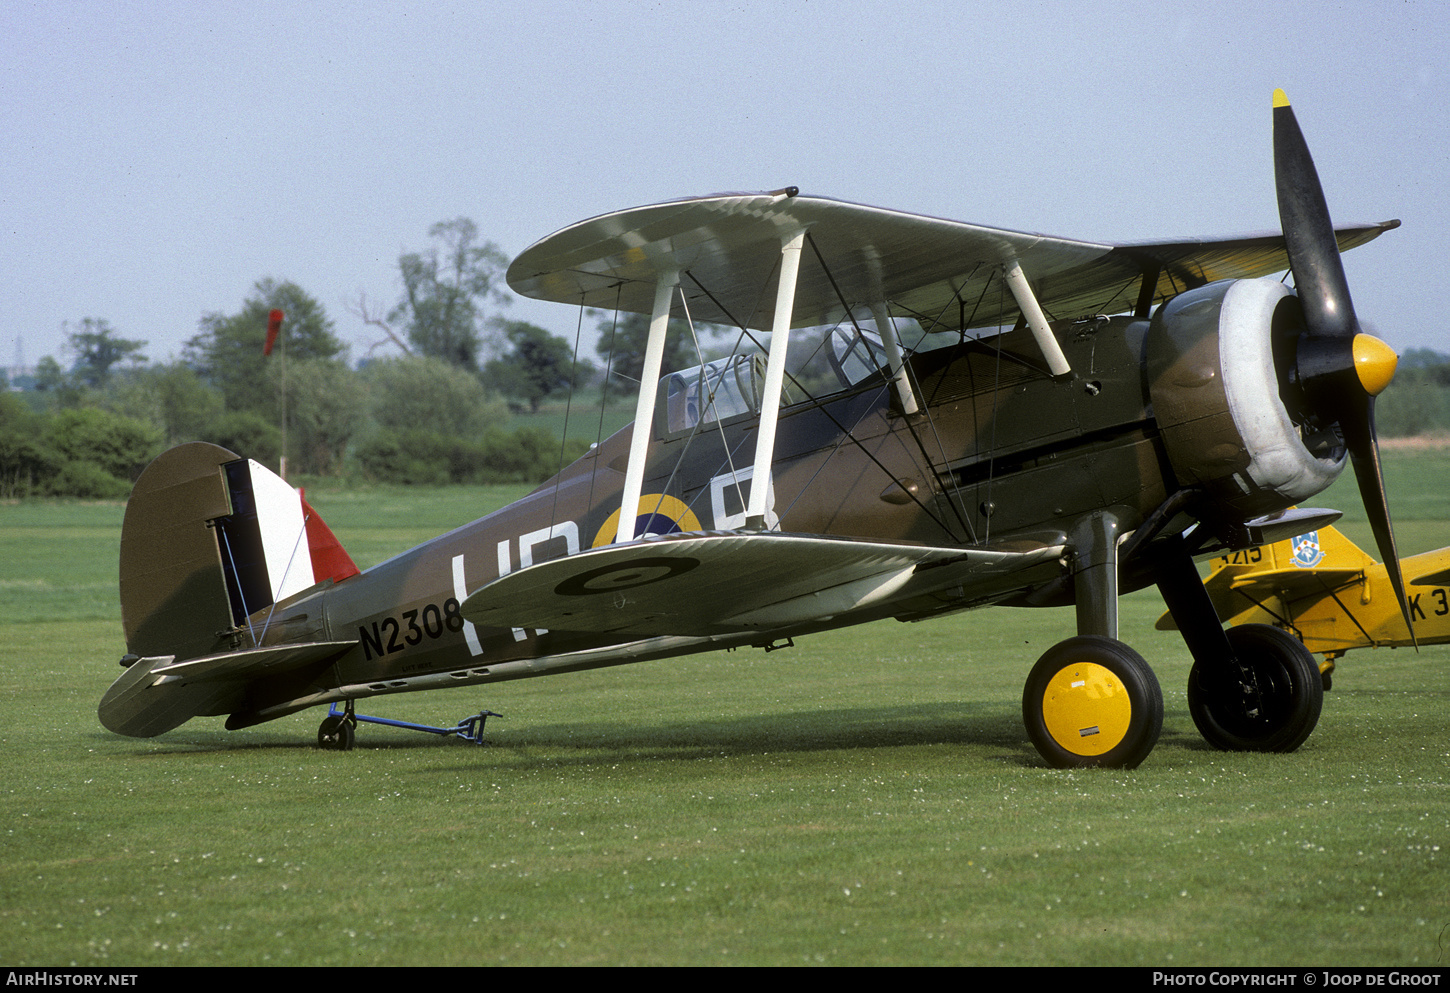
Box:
1 451 1447 967
511 389 637 451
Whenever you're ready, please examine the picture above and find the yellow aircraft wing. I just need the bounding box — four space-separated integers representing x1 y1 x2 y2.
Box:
1412 565 1450 587
1160 525 1450 661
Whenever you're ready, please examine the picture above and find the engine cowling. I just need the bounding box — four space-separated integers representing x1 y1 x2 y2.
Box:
1146 277 1345 522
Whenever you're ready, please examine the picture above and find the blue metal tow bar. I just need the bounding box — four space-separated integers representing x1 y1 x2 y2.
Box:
326 701 501 745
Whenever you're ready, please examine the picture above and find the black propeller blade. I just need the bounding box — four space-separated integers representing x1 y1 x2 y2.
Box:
1272 89 1415 645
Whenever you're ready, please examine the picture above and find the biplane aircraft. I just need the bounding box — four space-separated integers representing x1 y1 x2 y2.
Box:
101 92 1412 768
1158 525 1447 688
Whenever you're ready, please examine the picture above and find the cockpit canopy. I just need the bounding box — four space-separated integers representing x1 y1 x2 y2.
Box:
659 317 929 435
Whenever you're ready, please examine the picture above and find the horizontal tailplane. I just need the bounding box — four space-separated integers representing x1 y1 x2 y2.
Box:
100 641 356 738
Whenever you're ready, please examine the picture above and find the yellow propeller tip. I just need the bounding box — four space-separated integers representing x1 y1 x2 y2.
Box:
1273 88 1290 108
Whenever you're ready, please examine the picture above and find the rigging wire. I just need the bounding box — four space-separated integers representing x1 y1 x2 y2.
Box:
549 294 591 530
585 283 626 519
686 262 958 539
641 285 737 531
256 513 311 645
216 527 258 648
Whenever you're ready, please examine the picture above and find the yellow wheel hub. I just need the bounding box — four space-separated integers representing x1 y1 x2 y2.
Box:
1040 662 1134 756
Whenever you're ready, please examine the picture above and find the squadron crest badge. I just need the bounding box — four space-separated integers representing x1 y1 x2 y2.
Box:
1291 531 1325 569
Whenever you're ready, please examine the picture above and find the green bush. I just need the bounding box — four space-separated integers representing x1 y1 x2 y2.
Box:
46 459 132 500
355 430 454 486
1375 372 1450 437
44 408 161 482
204 412 282 469
356 426 589 486
364 355 506 439
0 428 60 498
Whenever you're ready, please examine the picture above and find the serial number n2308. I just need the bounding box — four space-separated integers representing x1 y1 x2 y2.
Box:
358 599 465 660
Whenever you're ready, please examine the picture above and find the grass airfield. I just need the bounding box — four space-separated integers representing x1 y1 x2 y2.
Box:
1 456 1447 967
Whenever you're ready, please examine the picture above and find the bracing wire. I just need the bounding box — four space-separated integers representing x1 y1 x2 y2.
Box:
585 284 626 518
549 295 590 529
685 259 958 539
257 514 312 644
217 527 258 648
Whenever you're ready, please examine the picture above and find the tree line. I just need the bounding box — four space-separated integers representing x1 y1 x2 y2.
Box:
0 218 708 499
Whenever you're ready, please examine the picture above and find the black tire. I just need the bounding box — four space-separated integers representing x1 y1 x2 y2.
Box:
318 713 355 751
1023 636 1164 769
1188 624 1323 752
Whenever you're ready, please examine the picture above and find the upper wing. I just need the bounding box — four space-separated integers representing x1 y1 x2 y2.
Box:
1157 521 1369 631
506 190 1397 333
1219 565 1363 619
461 531 1064 638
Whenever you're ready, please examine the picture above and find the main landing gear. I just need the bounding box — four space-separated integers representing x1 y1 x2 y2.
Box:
1021 512 1165 769
1021 516 1323 769
1158 539 1323 758
316 700 503 751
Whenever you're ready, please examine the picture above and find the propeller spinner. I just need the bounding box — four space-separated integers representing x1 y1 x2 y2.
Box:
1272 89 1414 644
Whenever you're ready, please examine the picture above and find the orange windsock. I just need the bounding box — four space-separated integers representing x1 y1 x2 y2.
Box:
264 309 284 356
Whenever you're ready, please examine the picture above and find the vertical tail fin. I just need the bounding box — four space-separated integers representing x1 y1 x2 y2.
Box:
120 443 237 661
120 443 358 663
1277 525 1374 572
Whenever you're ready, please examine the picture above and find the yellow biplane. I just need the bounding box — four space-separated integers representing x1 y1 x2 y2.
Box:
1158 525 1446 687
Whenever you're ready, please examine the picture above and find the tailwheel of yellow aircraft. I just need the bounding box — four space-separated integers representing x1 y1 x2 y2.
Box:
317 711 356 751
1188 624 1323 753
1022 636 1164 769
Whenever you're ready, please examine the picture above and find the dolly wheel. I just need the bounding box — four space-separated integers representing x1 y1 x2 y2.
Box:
318 713 355 751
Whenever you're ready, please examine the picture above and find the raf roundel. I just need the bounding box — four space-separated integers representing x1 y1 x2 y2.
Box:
554 556 702 597
591 493 703 548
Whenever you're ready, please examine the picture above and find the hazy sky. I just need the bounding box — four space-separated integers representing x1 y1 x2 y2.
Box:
3 0 1445 371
